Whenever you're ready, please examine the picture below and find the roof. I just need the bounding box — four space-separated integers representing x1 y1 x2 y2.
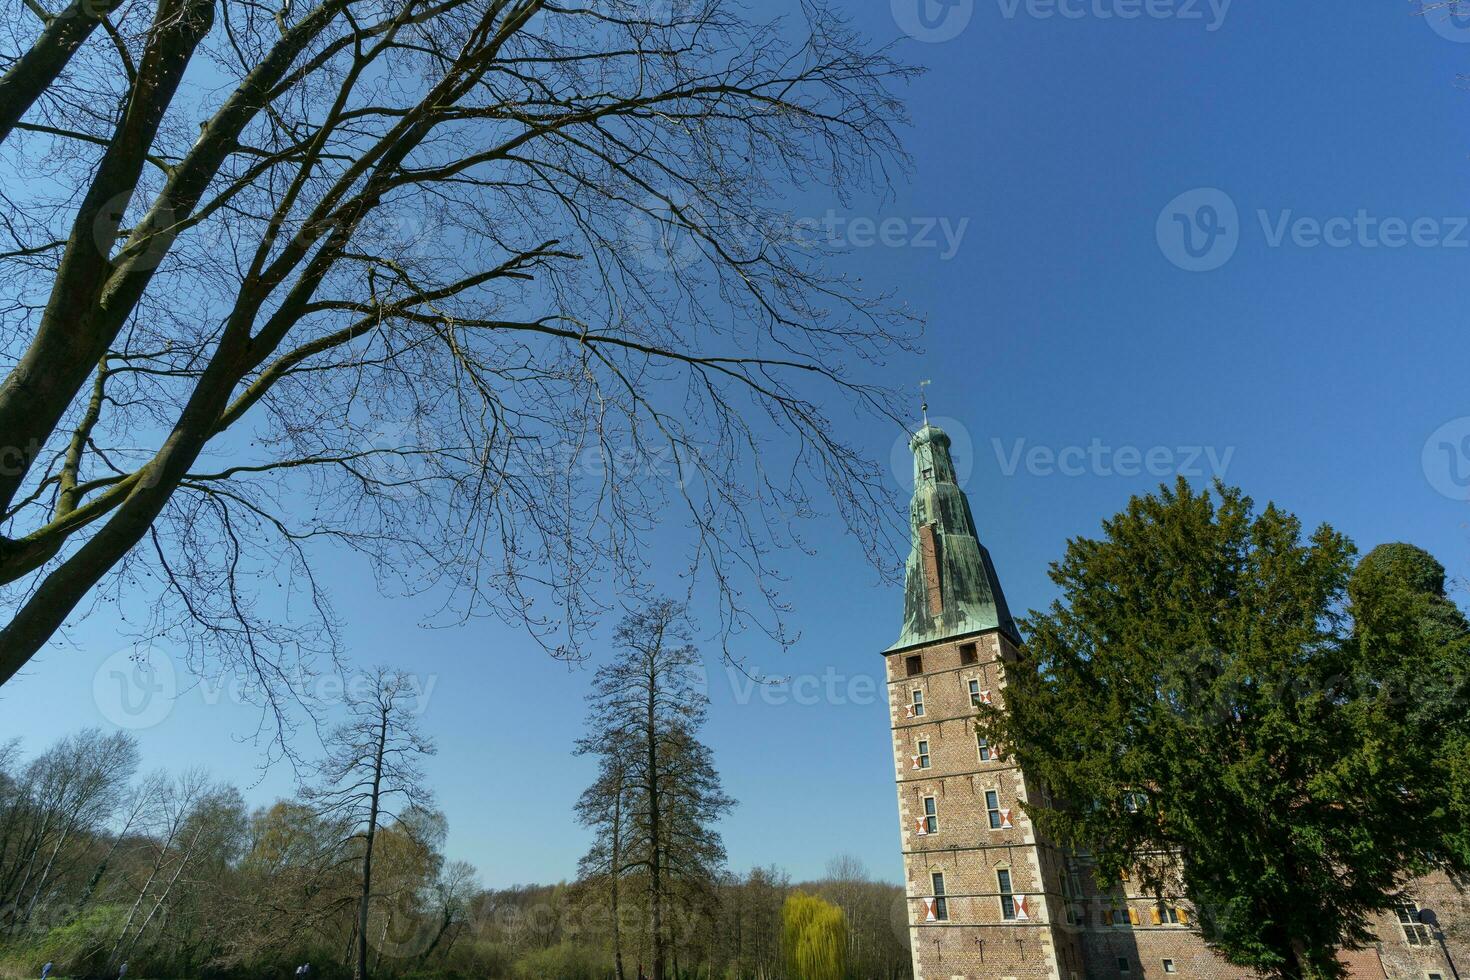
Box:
886 422 1019 652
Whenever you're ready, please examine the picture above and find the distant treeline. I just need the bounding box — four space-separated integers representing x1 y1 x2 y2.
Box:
0 729 911 980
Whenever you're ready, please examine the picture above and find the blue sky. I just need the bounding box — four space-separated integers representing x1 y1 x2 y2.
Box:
4 0 1470 889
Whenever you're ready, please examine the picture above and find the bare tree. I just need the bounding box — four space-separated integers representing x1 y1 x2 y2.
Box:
0 728 138 934
575 732 633 980
576 597 733 980
304 666 434 980
0 0 916 719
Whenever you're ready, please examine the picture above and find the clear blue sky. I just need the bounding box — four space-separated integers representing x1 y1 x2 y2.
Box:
4 0 1470 889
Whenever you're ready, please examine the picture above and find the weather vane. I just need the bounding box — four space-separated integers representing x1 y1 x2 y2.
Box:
919 379 932 426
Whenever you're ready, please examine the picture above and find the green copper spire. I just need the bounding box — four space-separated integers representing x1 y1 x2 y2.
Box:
887 423 1018 652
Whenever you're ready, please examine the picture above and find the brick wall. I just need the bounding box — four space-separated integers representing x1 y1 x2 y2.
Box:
883 630 1470 980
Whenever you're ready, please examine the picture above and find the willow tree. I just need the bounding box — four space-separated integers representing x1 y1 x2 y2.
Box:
0 0 915 709
780 891 847 980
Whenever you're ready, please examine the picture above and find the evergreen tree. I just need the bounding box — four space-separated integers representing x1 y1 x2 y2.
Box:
979 480 1470 980
575 599 734 980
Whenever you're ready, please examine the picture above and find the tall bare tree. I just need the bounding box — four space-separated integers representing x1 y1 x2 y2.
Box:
0 0 916 711
576 597 733 980
304 666 434 980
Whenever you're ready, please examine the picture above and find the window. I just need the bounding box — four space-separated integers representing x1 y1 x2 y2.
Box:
997 868 1016 920
977 735 993 762
1397 899 1432 945
905 655 923 677
985 789 1003 829
1117 958 1131 973
931 872 949 921
969 678 982 707
1162 960 1177 974
1123 790 1148 813
960 642 978 665
1163 906 1180 925
1110 907 1129 926
1428 974 1444 980
916 739 931 770
911 689 926 717
922 796 938 834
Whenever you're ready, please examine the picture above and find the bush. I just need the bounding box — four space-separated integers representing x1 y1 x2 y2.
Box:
508 942 607 980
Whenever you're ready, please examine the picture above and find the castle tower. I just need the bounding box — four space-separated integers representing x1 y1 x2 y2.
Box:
885 423 1087 980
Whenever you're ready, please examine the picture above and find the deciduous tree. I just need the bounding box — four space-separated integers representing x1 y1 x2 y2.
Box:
0 0 916 724
575 598 733 980
304 666 435 980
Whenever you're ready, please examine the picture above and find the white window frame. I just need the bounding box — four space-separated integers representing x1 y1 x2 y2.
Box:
969 678 982 707
921 795 938 834
911 688 926 717
985 788 1002 829
1162 960 1177 974
915 738 931 770
930 871 949 921
977 734 993 762
997 867 1016 921
1396 898 1432 946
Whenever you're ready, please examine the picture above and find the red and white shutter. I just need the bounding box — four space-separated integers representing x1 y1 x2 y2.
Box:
922 898 937 922
913 816 928 837
903 704 916 720
910 754 923 771
979 689 994 706
1014 895 1030 921
999 808 1013 830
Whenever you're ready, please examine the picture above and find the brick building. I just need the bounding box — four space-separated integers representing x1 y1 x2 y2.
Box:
884 421 1468 980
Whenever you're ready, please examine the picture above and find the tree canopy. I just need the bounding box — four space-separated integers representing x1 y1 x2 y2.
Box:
979 479 1470 980
0 0 916 720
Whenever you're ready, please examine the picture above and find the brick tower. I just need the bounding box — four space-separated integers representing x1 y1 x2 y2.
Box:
885 422 1087 980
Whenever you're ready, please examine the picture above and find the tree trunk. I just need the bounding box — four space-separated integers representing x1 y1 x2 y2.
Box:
356 706 389 980
612 769 626 980
646 653 664 980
